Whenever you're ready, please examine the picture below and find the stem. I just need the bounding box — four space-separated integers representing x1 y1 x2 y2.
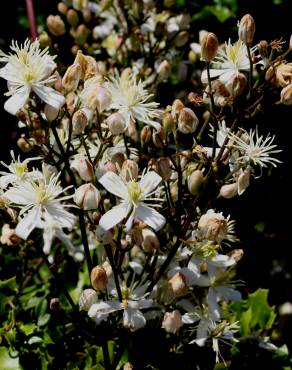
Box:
102 341 111 370
104 244 123 302
247 44 253 89
123 133 130 158
206 62 217 158
25 0 37 39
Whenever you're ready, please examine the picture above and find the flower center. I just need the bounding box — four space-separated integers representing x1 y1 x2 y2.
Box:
35 183 48 204
127 181 142 204
14 163 28 177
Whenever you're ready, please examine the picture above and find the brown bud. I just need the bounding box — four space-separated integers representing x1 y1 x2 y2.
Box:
79 289 97 311
57 2 68 15
280 83 292 105
187 170 204 195
201 32 219 62
162 310 183 334
178 107 199 134
72 108 92 135
71 158 94 181
171 99 184 119
47 15 66 36
74 184 101 210
174 31 189 47
219 183 238 199
107 112 126 135
67 9 79 27
121 160 139 182
50 298 60 311
140 125 152 145
62 63 82 93
90 266 108 291
168 272 188 297
157 60 171 80
17 137 34 152
163 112 176 133
152 128 166 148
44 104 59 122
225 72 247 98
141 228 160 253
238 14 255 45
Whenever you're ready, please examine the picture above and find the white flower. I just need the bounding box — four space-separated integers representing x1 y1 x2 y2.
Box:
0 151 41 189
99 171 165 232
0 39 65 115
105 72 162 130
201 40 250 84
228 128 282 168
4 173 75 240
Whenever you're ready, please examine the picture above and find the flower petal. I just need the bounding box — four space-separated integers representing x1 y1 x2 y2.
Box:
99 171 128 199
99 202 131 230
140 171 162 196
32 85 65 110
15 206 41 240
4 86 29 115
207 288 221 321
136 204 165 231
123 308 146 331
201 68 226 83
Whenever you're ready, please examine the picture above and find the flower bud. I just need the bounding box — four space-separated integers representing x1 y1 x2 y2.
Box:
107 112 126 135
0 224 21 246
62 63 82 93
47 15 66 36
67 9 79 27
171 99 184 119
162 310 183 334
201 32 219 62
238 168 250 195
140 125 152 145
79 289 97 311
238 14 255 45
121 160 139 182
198 210 228 242
152 128 166 148
44 104 59 122
74 24 90 45
71 159 94 181
280 84 292 105
168 272 188 297
156 157 172 181
90 266 108 291
225 72 247 98
157 60 171 80
228 248 244 262
39 32 52 48
163 112 176 133
178 107 199 134
50 298 60 311
141 228 160 253
174 31 189 47
17 137 34 152
187 170 204 195
72 108 92 135
219 182 238 199
74 183 100 210
123 363 134 370
57 2 68 15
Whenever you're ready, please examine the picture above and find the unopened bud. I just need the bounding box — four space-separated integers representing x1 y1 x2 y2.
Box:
74 183 100 210
107 112 126 135
140 125 152 145
168 272 188 297
62 63 82 93
17 137 34 152
79 289 97 311
72 108 92 134
141 228 160 253
47 15 66 36
201 32 219 62
219 183 238 199
280 84 292 105
163 112 176 133
225 72 247 98
162 310 183 334
178 108 199 134
67 9 79 27
121 160 139 182
174 31 189 47
71 158 94 181
198 211 228 242
38 32 52 48
157 60 171 80
156 157 171 181
171 99 184 119
187 170 204 195
90 266 108 291
58 2 68 14
228 248 244 262
123 363 134 370
50 298 60 311
152 128 166 148
44 104 59 122
75 24 90 45
238 168 250 195
238 14 255 45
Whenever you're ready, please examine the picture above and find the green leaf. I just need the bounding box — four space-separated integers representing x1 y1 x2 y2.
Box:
28 336 43 345
19 323 38 336
37 313 50 327
0 347 20 370
26 296 43 310
35 299 47 318
0 277 17 292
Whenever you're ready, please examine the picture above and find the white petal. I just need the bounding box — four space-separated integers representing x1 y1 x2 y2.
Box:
42 227 54 254
0 174 17 189
128 299 153 310
16 206 41 240
140 171 162 196
99 202 131 230
88 301 122 317
207 288 221 321
4 86 29 115
216 286 242 302
123 308 146 331
208 254 236 267
32 85 65 110
44 205 75 229
135 204 165 231
194 319 208 346
201 68 226 83
182 312 200 324
98 171 128 199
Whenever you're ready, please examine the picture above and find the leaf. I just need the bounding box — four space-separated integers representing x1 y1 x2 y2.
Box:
0 277 17 292
35 299 47 318
19 323 38 336
26 296 43 310
28 336 43 345
0 347 20 370
37 313 50 327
